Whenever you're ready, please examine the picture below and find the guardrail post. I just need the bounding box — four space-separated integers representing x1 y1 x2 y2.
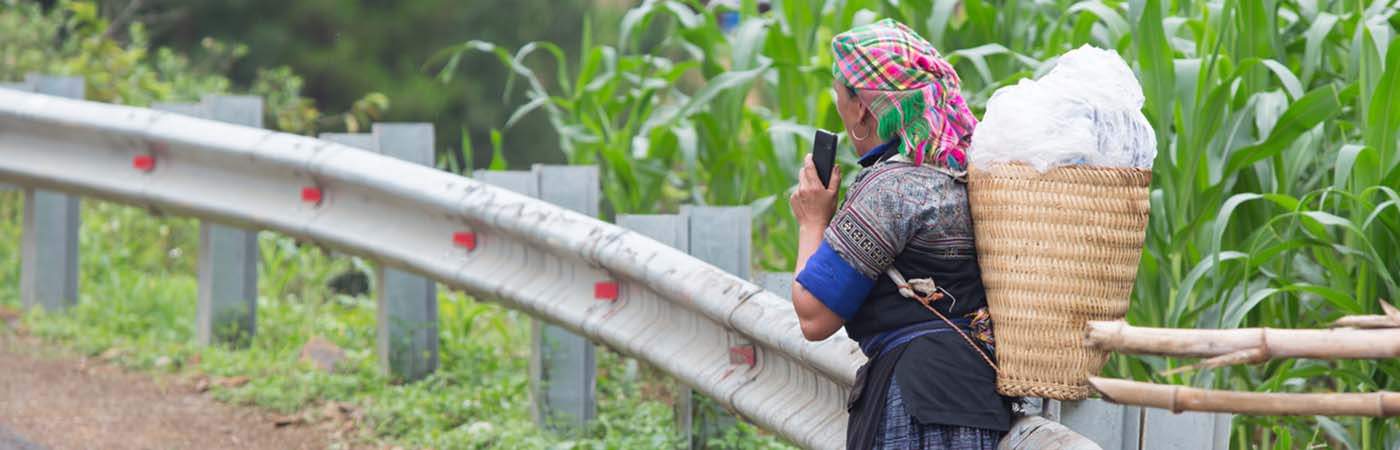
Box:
474 167 601 434
371 123 440 381
1058 399 1138 450
680 205 751 448
196 95 263 347
530 164 600 434
318 133 375 151
755 272 794 298
617 214 693 444
1001 415 1103 449
0 79 32 91
1048 398 1230 449
19 75 83 312
150 102 206 117
1141 408 1231 449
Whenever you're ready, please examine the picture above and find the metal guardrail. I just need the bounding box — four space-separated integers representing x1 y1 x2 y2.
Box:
0 87 859 449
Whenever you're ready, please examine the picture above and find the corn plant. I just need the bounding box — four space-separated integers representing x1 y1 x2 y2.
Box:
449 0 1398 447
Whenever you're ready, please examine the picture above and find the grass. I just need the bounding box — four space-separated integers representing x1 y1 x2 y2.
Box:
0 191 790 450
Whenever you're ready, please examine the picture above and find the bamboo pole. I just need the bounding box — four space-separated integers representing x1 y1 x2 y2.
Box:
1084 321 1400 359
1089 377 1400 417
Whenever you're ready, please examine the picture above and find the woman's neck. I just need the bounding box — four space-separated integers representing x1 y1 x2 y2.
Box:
853 137 881 157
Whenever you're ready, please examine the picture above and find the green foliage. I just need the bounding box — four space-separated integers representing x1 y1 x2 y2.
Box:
454 0 1400 447
0 0 387 136
130 0 610 170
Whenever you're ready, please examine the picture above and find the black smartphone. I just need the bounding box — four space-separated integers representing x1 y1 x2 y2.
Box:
812 129 838 188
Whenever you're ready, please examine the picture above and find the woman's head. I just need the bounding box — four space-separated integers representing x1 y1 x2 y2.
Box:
833 78 878 156
829 19 976 170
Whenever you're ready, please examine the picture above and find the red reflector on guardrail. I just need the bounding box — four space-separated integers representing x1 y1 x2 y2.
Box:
453 232 476 250
132 155 155 171
301 187 322 204
729 344 755 366
594 281 618 300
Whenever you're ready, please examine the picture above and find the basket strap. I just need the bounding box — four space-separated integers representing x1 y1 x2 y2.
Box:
886 268 999 374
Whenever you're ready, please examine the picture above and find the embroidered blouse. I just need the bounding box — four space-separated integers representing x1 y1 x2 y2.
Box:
796 140 1012 433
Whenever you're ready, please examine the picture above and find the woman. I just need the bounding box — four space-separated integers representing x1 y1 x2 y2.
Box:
788 19 1012 450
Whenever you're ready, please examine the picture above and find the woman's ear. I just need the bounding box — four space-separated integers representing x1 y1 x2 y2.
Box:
858 104 877 132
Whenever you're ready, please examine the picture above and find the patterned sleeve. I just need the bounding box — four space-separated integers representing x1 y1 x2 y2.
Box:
795 169 925 320
823 170 924 278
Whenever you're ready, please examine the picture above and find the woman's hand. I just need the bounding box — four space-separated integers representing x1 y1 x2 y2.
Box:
789 153 842 230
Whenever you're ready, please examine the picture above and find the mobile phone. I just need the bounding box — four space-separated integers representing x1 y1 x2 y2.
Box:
812 129 838 188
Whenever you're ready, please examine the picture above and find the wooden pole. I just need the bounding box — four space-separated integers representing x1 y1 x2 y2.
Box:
1084 321 1400 359
1089 377 1400 417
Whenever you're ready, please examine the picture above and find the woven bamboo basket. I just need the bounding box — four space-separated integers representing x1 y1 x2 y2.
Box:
967 163 1152 400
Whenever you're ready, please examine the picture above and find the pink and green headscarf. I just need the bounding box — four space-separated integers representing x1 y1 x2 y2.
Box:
832 19 976 171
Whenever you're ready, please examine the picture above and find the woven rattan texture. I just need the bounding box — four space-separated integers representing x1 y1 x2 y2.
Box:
968 163 1151 400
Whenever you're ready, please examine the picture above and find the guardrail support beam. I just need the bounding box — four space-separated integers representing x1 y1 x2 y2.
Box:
19 75 83 312
370 123 440 381
681 205 751 448
473 167 601 434
530 164 600 434
195 95 263 347
619 214 694 443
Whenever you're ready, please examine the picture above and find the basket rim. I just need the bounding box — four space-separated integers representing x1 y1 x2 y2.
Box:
968 162 1153 188
968 162 1153 175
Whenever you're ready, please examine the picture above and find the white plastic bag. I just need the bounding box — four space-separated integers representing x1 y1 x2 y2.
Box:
969 45 1157 172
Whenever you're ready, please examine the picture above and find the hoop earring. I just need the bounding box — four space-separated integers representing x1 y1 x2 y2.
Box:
849 126 870 142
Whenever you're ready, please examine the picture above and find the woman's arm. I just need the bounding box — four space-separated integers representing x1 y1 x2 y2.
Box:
792 223 845 340
788 154 845 341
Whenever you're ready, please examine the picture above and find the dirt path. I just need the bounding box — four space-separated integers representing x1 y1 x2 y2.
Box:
0 333 348 450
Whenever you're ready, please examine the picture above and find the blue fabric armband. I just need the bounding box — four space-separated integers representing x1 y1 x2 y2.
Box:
795 241 876 321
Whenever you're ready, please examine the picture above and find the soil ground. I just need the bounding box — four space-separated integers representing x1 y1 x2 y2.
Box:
0 332 358 450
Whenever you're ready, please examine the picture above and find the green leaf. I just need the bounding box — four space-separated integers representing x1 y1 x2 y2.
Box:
659 65 769 126
945 44 1040 86
1172 251 1249 325
1137 0 1175 151
748 195 777 219
1301 12 1339 85
1258 59 1304 101
1220 287 1278 329
1272 425 1293 450
488 129 508 171
1365 37 1400 172
1223 85 1342 176
504 94 551 130
1066 1 1131 44
459 125 475 174
729 17 769 71
1333 144 1375 193
1316 416 1360 450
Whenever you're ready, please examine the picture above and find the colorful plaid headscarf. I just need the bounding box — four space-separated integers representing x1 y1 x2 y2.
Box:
832 19 976 171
